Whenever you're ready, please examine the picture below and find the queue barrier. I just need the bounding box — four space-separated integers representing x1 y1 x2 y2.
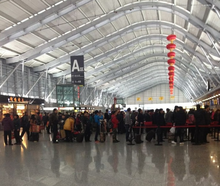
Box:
132 121 220 145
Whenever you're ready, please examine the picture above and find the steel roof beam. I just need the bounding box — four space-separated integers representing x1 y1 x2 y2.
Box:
198 0 220 12
53 40 214 80
53 45 198 78
91 62 202 94
52 34 202 77
122 83 192 99
0 0 91 47
102 61 205 91
121 82 192 99
119 78 193 98
107 70 203 96
108 73 189 95
33 18 220 72
6 2 220 64
85 52 204 86
106 70 205 95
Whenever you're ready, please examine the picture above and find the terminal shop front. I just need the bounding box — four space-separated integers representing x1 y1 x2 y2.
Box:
0 95 44 121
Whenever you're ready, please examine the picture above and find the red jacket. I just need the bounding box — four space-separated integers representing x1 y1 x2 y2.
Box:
111 114 119 129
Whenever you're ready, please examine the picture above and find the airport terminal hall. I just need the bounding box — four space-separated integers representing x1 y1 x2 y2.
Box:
2 0 220 186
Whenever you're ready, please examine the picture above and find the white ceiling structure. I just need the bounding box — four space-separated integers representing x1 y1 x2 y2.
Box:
1 0 220 99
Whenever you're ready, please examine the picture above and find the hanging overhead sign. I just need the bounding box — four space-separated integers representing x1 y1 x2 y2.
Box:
71 56 84 86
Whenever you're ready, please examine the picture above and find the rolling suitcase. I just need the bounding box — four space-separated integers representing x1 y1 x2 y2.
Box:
76 133 84 142
146 130 155 142
30 125 40 142
30 133 39 142
100 132 106 142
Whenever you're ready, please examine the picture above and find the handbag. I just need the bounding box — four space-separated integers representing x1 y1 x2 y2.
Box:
11 131 15 139
170 127 175 134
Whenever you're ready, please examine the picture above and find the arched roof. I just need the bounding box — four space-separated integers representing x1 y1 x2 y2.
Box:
1 0 220 98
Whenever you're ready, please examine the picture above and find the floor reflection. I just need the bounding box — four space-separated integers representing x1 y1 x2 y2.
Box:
1 132 220 186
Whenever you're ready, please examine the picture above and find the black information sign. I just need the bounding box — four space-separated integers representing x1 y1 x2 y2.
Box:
71 56 84 86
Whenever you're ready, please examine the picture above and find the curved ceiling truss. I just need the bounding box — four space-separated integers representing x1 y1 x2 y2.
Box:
98 65 204 98
1 0 220 99
33 21 220 72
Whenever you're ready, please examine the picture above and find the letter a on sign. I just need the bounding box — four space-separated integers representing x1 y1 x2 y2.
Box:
71 56 84 86
72 60 80 72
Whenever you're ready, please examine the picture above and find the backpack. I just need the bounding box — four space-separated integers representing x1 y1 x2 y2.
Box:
188 114 195 124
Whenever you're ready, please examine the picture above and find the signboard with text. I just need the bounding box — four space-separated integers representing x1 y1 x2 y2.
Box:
71 56 84 86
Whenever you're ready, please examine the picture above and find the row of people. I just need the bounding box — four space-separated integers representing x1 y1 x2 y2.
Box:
2 104 217 145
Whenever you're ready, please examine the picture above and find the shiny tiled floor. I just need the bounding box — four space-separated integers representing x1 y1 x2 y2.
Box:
1 131 220 186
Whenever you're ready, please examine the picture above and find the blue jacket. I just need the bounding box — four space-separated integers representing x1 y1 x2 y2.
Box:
94 114 103 126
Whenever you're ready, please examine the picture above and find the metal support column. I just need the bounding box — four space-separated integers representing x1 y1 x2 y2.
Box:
25 72 45 97
62 75 65 84
0 62 21 88
46 78 62 100
14 67 18 96
27 68 31 95
44 69 48 100
0 60 2 93
38 74 42 98
48 74 52 101
84 87 96 105
97 90 103 106
21 61 25 96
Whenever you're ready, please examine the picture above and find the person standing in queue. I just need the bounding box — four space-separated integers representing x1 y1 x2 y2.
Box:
124 108 132 142
13 115 21 145
137 109 144 135
94 110 103 142
46 113 51 134
194 104 206 145
112 110 120 143
63 115 74 142
172 107 186 145
2 114 14 146
204 105 211 143
84 112 92 142
50 109 59 144
156 109 166 143
20 112 30 141
75 114 82 131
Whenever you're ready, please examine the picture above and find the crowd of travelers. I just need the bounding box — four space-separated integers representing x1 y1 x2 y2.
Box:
1 104 219 146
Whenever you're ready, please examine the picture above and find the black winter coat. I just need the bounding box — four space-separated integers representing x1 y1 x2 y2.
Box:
175 110 186 126
137 113 144 123
13 118 21 130
194 109 206 125
205 111 211 125
50 113 59 129
156 113 166 126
